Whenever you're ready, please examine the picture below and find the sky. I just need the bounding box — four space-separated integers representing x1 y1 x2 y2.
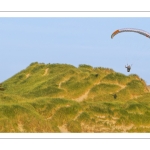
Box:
0 17 150 84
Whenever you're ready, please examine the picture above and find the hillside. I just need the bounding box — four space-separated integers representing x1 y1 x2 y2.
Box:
0 62 150 132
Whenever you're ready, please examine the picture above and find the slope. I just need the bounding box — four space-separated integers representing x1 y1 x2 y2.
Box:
0 62 149 132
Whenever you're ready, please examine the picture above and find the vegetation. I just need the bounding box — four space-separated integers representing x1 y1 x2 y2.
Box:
0 62 150 132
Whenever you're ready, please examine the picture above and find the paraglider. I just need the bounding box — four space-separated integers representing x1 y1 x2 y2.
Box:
111 28 150 72
125 64 132 72
111 28 150 39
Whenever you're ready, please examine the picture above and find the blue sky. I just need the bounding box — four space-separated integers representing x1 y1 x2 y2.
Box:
0 17 150 84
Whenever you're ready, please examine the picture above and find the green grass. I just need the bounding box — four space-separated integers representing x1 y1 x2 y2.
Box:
89 83 121 96
67 120 82 132
1 62 150 132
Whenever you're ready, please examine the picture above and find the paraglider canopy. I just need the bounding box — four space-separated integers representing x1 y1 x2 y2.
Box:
111 28 150 39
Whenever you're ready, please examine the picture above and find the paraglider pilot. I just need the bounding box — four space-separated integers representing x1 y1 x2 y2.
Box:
125 64 131 72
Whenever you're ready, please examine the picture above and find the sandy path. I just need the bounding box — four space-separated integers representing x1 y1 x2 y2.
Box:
46 106 61 120
74 81 127 102
43 68 49 76
73 111 83 120
75 90 90 102
74 80 101 102
59 77 70 88
116 84 126 92
46 105 70 120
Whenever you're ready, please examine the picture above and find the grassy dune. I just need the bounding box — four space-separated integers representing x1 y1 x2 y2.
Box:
0 62 150 132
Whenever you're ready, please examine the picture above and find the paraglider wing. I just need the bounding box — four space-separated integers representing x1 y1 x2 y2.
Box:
111 28 150 39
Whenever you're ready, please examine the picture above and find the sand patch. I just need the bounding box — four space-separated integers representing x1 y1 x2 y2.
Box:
58 124 70 133
114 124 134 132
26 73 30 78
74 90 90 102
18 123 24 132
